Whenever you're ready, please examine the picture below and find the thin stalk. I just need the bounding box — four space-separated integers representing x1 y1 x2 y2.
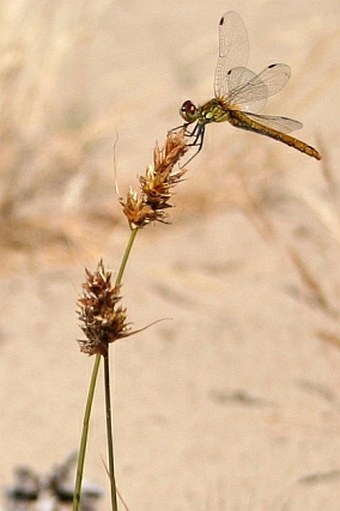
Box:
105 226 139 509
115 227 138 286
73 226 139 511
72 353 101 511
103 352 117 510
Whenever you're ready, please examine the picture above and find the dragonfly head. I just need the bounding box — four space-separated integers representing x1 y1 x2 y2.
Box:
180 100 198 123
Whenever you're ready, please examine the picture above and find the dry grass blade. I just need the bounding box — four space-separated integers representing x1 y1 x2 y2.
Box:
316 330 340 349
287 246 336 316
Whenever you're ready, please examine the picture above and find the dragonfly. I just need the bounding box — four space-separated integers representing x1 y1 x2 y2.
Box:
177 11 321 162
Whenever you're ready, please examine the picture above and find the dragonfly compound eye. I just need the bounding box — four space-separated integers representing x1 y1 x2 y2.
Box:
180 100 197 121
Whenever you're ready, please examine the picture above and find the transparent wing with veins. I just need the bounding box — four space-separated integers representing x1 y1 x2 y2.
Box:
226 63 291 112
245 112 302 133
214 11 249 98
214 11 302 133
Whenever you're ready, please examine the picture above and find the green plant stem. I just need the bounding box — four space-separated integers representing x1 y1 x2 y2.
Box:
72 353 101 511
105 226 139 509
103 352 117 511
73 226 139 511
115 227 138 286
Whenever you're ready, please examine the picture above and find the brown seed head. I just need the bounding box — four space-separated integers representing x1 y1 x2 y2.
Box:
120 130 188 228
77 260 130 356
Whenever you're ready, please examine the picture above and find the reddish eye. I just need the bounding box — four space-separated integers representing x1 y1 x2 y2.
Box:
180 100 198 122
181 100 196 116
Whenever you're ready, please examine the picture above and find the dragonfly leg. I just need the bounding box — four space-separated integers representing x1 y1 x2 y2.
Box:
169 122 206 166
178 123 205 166
168 122 191 135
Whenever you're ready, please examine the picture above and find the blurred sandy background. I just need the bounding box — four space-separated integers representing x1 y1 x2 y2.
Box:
0 0 340 509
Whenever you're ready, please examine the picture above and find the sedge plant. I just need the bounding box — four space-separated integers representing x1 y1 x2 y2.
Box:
73 130 189 511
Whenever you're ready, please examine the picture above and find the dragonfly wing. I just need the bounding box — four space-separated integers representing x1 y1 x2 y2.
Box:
245 112 303 133
214 11 249 98
227 66 251 91
253 63 291 96
227 63 291 113
227 67 267 112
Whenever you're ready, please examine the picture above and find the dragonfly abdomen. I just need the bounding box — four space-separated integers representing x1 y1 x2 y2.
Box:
227 109 321 160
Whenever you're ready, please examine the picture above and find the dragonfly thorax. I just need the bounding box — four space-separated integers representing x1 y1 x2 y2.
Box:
180 98 229 126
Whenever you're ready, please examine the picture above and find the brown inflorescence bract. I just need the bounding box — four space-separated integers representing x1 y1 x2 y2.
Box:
120 130 188 228
77 260 130 356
